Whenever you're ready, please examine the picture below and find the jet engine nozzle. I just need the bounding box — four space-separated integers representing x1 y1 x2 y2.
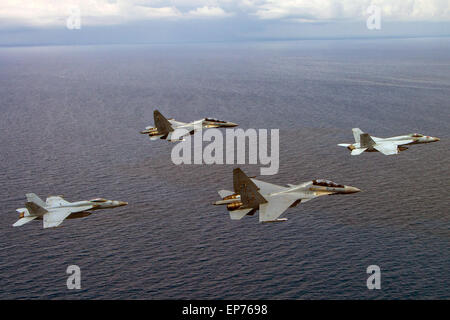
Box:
141 128 158 135
226 202 243 211
223 193 240 200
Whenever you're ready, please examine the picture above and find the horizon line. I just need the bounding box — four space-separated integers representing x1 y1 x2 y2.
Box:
1 34 449 49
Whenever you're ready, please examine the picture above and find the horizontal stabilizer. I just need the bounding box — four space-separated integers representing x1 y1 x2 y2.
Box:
338 143 351 147
218 190 234 198
229 208 253 220
13 216 37 227
351 148 367 155
16 208 30 216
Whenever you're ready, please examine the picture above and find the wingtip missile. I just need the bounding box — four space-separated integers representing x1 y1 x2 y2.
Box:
261 218 288 223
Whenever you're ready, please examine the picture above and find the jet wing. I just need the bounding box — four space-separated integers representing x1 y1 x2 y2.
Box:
46 196 70 206
43 209 74 228
392 139 414 146
168 119 187 128
250 179 288 194
168 122 203 141
174 125 197 133
259 194 300 222
374 143 398 155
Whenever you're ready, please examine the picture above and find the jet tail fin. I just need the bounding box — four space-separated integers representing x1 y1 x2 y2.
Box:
153 110 174 134
352 128 364 143
360 133 376 148
25 201 48 216
233 168 267 209
26 193 46 208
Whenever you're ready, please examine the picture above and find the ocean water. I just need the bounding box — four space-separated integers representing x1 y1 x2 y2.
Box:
0 38 449 299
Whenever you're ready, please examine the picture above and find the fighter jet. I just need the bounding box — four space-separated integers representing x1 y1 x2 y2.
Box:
338 128 440 156
13 193 128 228
213 168 360 223
140 110 238 142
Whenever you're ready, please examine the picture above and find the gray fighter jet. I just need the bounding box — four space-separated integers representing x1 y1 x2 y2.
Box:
140 110 238 142
213 168 360 223
13 194 128 228
338 128 440 155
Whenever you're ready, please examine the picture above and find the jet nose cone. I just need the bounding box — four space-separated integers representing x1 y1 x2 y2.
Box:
225 122 238 127
345 186 361 194
118 201 128 207
434 137 440 142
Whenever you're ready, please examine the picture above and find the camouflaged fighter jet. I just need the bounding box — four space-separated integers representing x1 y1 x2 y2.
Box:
213 168 360 223
13 194 128 228
338 128 440 156
140 110 238 142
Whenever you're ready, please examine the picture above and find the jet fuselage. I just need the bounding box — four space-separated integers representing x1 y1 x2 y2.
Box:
17 197 127 220
340 130 440 155
214 179 360 212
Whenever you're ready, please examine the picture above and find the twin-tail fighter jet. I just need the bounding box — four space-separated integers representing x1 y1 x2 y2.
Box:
213 168 360 223
338 128 440 156
140 110 238 142
13 193 128 228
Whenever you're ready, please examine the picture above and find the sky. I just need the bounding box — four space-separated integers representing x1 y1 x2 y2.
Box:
0 0 449 46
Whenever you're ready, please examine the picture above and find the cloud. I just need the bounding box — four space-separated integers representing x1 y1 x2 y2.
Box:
187 6 231 18
0 1 182 28
0 0 448 29
251 0 450 22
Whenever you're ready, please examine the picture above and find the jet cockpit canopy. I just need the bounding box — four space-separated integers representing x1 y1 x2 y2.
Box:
204 118 226 123
312 179 344 188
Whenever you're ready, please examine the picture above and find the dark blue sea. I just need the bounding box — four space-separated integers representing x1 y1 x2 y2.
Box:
0 38 449 299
